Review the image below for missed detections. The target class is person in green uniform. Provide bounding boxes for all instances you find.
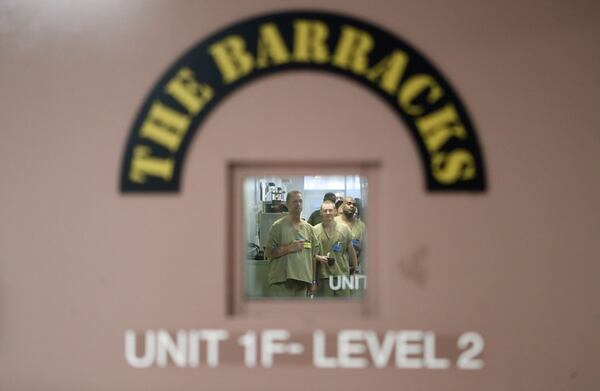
[335,196,366,273]
[264,190,321,298]
[307,192,337,226]
[313,200,358,297]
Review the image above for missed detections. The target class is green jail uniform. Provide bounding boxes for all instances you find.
[335,215,366,271]
[335,216,366,245]
[313,222,353,297]
[266,216,319,288]
[268,279,310,297]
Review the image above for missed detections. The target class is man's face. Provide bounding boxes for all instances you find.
[342,197,357,217]
[320,202,335,223]
[286,192,303,214]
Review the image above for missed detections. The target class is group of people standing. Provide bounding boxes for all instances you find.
[264,191,366,298]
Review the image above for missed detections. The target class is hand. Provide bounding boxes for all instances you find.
[308,283,317,294]
[288,240,305,253]
[315,255,329,264]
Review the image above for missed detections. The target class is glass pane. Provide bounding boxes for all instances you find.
[244,175,368,301]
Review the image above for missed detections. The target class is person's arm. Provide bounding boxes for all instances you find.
[308,255,317,294]
[308,228,322,294]
[312,234,329,265]
[347,241,358,274]
[351,237,362,255]
[352,224,366,256]
[265,240,304,260]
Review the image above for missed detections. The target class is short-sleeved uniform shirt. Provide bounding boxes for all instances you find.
[335,215,366,273]
[335,216,366,249]
[266,217,319,285]
[313,222,353,279]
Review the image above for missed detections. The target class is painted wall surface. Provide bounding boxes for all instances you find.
[1,0,599,389]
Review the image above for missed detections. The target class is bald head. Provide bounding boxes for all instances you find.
[341,196,357,218]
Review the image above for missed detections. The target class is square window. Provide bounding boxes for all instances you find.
[227,162,380,318]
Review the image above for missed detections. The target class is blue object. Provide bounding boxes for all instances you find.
[332,242,342,253]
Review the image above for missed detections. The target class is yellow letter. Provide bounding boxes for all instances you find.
[293,20,330,63]
[256,22,290,68]
[398,74,444,116]
[209,35,254,84]
[365,50,409,95]
[431,150,476,184]
[165,67,214,115]
[139,102,190,152]
[129,146,174,183]
[332,25,374,75]
[415,104,466,153]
